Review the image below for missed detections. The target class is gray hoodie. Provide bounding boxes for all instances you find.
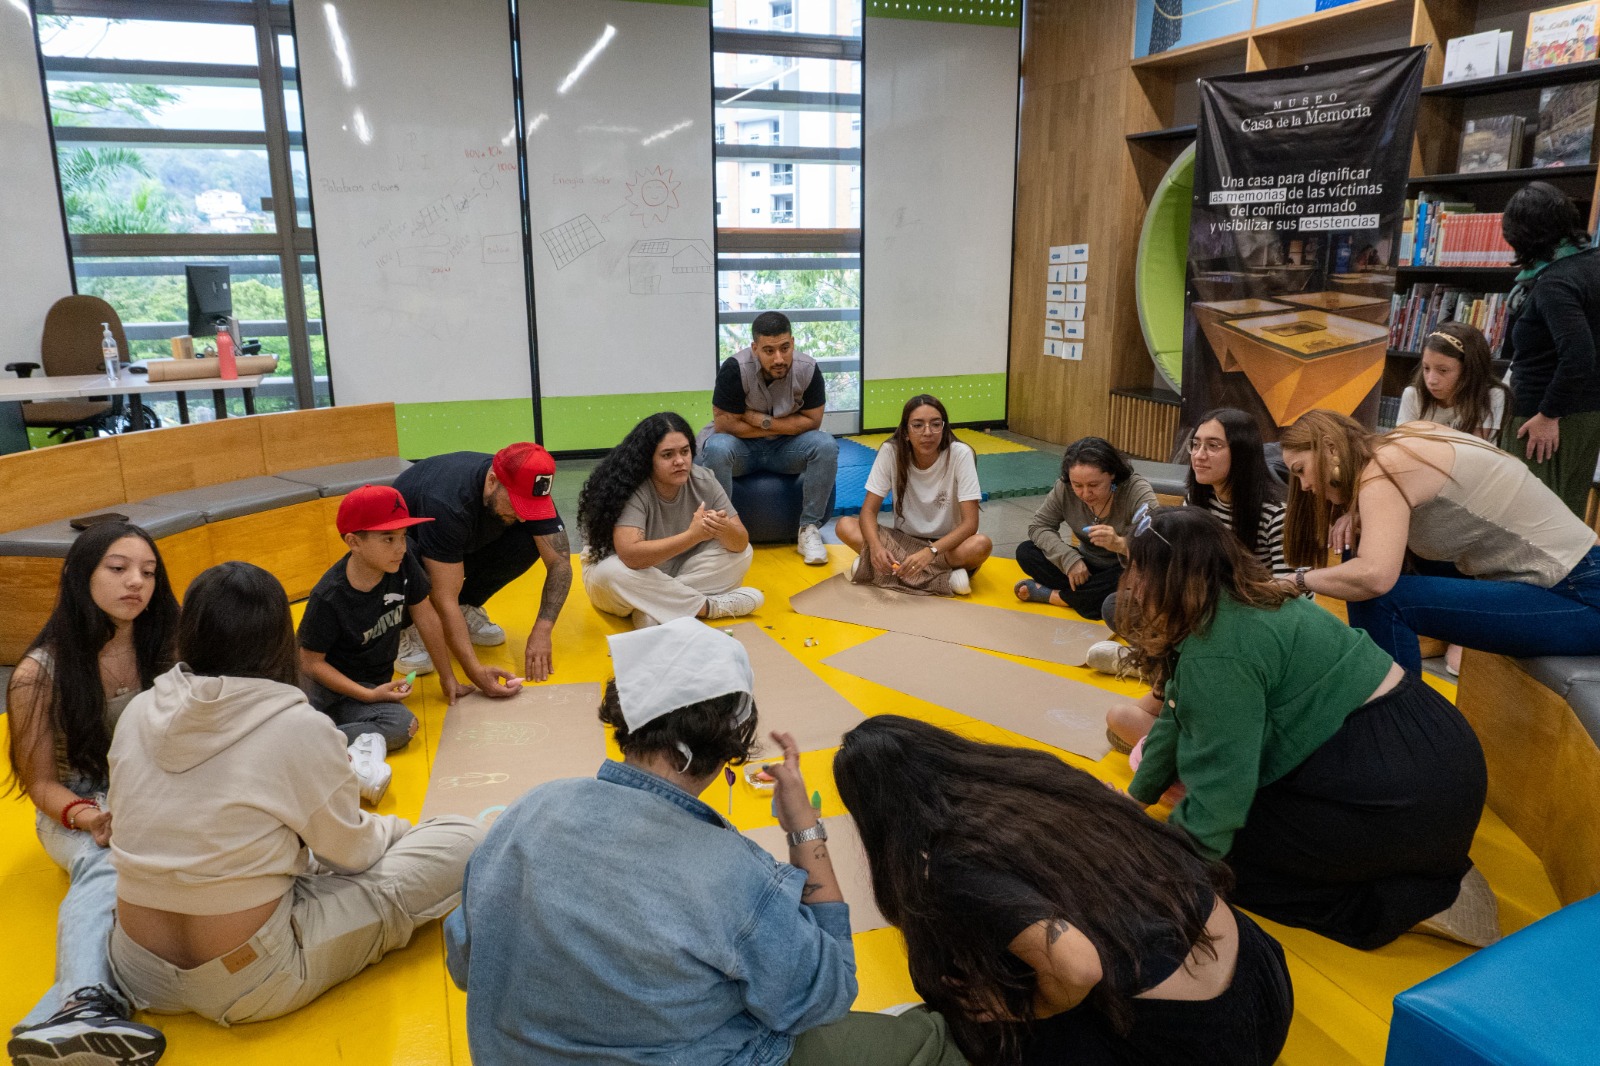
[109,664,407,915]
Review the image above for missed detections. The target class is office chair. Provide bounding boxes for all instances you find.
[4,295,130,441]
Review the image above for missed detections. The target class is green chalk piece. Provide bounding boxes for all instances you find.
[404,671,417,686]
[810,790,822,811]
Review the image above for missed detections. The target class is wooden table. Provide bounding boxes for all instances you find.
[0,369,267,453]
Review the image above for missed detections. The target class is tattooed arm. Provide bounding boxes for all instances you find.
[1007,917,1104,1017]
[525,530,573,682]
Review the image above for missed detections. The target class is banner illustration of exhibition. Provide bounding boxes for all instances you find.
[1181,47,1425,440]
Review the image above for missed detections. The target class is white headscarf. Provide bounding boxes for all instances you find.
[607,618,754,771]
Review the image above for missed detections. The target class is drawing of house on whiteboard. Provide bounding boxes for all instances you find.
[629,238,715,296]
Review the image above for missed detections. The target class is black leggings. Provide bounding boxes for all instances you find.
[1014,541,1122,621]
[1225,671,1487,950]
[1021,907,1292,1066]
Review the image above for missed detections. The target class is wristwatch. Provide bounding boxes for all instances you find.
[928,544,940,556]
[1293,566,1310,593]
[787,822,828,847]
[761,415,772,430]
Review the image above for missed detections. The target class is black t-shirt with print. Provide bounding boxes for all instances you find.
[298,550,432,688]
[393,451,565,564]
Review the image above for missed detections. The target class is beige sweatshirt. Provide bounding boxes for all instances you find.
[109,664,408,915]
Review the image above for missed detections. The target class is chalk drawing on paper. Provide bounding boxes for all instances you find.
[628,238,714,295]
[540,214,605,270]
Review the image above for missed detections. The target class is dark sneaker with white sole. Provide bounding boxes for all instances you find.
[7,986,165,1066]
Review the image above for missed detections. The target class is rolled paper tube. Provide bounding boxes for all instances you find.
[142,354,276,382]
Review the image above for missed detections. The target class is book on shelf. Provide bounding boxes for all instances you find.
[1400,194,1515,268]
[1533,82,1599,166]
[1457,115,1525,172]
[1388,284,1511,357]
[1524,1,1600,70]
[1444,29,1514,82]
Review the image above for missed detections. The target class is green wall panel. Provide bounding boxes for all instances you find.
[542,392,712,452]
[866,0,1019,27]
[395,399,538,458]
[863,373,1006,430]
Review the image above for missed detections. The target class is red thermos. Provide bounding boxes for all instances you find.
[217,330,238,380]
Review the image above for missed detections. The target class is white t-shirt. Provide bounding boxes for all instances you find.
[1397,385,1505,434]
[864,440,982,539]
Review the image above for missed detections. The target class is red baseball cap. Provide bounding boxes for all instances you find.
[337,484,435,537]
[492,442,557,522]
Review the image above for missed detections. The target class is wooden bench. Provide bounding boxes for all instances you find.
[0,404,405,664]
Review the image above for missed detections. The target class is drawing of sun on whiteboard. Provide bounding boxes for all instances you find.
[629,238,715,296]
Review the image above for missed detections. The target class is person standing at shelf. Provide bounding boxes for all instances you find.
[1500,180,1600,517]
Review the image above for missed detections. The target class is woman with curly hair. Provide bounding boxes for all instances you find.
[579,412,762,627]
[1120,506,1493,951]
[7,522,177,1065]
[834,715,1292,1066]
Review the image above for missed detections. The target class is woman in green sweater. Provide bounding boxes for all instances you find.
[1120,506,1494,951]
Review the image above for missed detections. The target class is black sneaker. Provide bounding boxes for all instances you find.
[7,986,165,1066]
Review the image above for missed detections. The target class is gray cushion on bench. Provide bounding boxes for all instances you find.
[275,457,413,497]
[1130,459,1188,498]
[1515,656,1600,746]
[0,503,206,558]
[142,476,319,522]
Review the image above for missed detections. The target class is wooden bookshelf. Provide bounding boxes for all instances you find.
[1407,164,1600,188]
[1125,124,1197,143]
[1420,56,1600,97]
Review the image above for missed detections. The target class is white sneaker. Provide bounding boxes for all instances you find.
[848,557,861,581]
[948,568,971,595]
[705,587,765,620]
[1086,639,1133,675]
[348,733,392,806]
[395,625,435,675]
[797,524,828,565]
[461,604,505,646]
[1413,866,1501,948]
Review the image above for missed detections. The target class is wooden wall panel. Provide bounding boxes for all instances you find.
[0,437,126,532]
[116,418,267,498]
[203,499,331,602]
[259,402,398,473]
[0,557,63,662]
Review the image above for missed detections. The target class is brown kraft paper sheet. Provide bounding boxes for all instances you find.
[791,574,1109,668]
[822,632,1118,761]
[744,815,887,933]
[420,684,606,825]
[721,622,865,753]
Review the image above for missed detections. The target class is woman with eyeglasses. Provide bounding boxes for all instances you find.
[1119,506,1495,950]
[835,394,991,595]
[1014,438,1155,620]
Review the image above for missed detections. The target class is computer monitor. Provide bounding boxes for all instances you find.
[185,266,232,337]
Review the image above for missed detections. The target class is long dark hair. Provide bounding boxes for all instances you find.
[1502,180,1591,266]
[179,562,298,686]
[889,394,955,517]
[7,522,178,789]
[1119,508,1296,693]
[1186,407,1282,558]
[1412,322,1507,434]
[577,412,697,560]
[1059,436,1134,486]
[835,716,1228,1063]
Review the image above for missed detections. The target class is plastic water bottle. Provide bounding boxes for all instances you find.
[101,323,119,382]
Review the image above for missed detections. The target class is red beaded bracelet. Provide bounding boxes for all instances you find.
[61,797,100,830]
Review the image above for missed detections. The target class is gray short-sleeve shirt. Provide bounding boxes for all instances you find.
[615,467,737,577]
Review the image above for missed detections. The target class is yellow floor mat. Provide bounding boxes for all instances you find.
[847,427,1032,455]
[0,547,1555,1064]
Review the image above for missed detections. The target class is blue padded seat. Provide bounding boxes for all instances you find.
[731,470,836,545]
[1512,656,1600,746]
[276,456,413,497]
[0,503,207,558]
[1386,892,1600,1066]
[141,476,319,523]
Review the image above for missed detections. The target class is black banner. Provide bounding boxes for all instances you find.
[1181,47,1425,443]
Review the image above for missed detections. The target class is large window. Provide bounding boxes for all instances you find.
[35,0,326,419]
[712,0,861,429]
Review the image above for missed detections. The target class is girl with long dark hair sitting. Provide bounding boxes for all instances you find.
[1121,506,1495,950]
[7,522,177,1066]
[833,715,1292,1066]
[579,411,762,626]
[1013,437,1154,619]
[835,394,991,595]
[105,562,481,1026]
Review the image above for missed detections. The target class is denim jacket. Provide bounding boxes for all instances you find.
[445,760,857,1066]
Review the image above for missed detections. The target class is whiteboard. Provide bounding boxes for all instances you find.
[0,4,73,365]
[519,0,717,400]
[863,19,1019,381]
[296,0,532,407]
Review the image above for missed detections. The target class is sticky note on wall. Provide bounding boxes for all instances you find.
[1063,320,1086,340]
[1045,302,1067,320]
[1048,245,1071,263]
[1048,266,1067,283]
[1064,303,1085,321]
[1067,263,1088,283]
[1046,284,1066,301]
[1064,342,1083,361]
[1066,283,1086,302]
[1045,319,1064,338]
[1066,245,1089,263]
[1044,339,1063,358]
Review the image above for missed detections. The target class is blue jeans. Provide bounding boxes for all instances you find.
[1346,545,1600,674]
[698,430,839,529]
[14,781,124,1032]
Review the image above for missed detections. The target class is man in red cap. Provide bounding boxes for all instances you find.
[391,443,572,692]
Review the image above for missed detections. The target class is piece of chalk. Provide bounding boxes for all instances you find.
[724,767,736,786]
[404,671,417,686]
[770,797,777,818]
[810,790,822,811]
